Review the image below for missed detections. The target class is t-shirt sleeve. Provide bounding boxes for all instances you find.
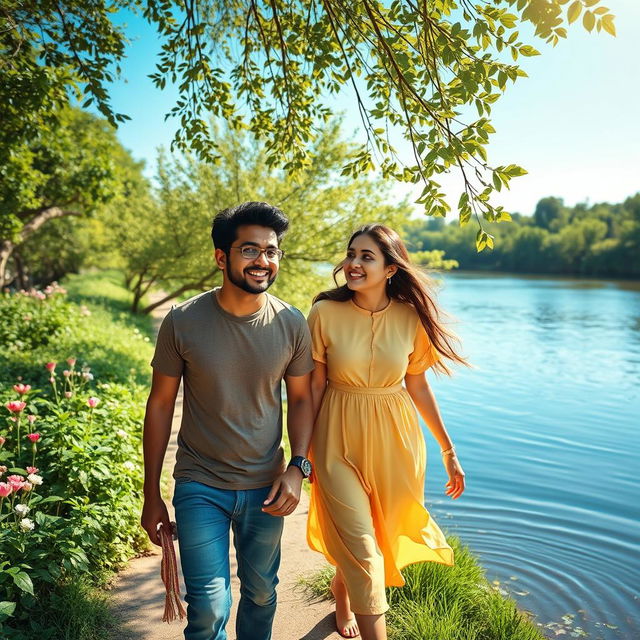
[284,312,315,377]
[406,318,439,375]
[306,303,326,364]
[150,309,184,377]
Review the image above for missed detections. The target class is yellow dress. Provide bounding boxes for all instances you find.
[306,298,454,615]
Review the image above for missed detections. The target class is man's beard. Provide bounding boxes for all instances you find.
[227,265,277,294]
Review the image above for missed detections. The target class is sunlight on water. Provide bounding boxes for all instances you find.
[421,273,640,640]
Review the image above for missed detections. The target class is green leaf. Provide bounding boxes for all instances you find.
[519,45,540,57]
[602,14,616,35]
[583,10,596,31]
[0,601,16,618]
[13,571,34,595]
[567,1,582,24]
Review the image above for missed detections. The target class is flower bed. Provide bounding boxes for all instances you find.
[0,361,146,638]
[0,283,150,639]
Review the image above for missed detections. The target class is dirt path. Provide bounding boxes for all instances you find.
[108,294,341,640]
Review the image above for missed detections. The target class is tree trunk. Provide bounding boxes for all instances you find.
[140,283,195,315]
[13,251,29,290]
[0,239,17,289]
[0,206,81,287]
[140,270,217,315]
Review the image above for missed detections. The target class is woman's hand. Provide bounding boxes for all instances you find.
[443,453,465,499]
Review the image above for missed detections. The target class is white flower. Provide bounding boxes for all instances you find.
[19,518,35,531]
[123,461,136,471]
[82,372,94,381]
[27,473,43,486]
[14,504,30,516]
[116,429,128,439]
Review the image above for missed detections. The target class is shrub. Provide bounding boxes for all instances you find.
[0,365,146,639]
[0,279,153,387]
[0,284,81,353]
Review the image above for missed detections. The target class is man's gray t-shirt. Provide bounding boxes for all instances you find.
[151,289,314,490]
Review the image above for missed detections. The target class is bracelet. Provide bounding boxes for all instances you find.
[441,446,456,457]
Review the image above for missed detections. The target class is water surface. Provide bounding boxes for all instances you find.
[422,273,640,639]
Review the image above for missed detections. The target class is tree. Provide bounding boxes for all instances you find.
[533,196,566,230]
[2,1,616,249]
[0,106,146,287]
[105,121,412,313]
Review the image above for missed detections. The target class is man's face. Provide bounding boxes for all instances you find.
[219,225,281,294]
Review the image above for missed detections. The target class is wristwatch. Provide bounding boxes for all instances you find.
[288,456,312,479]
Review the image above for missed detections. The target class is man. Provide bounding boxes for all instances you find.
[141,201,315,640]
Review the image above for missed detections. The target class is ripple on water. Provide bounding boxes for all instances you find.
[420,273,640,640]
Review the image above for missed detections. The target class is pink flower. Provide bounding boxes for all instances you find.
[45,362,56,372]
[21,482,33,492]
[26,433,41,443]
[0,483,12,498]
[27,415,37,424]
[13,384,31,395]
[63,370,71,377]
[5,401,26,413]
[87,397,100,408]
[64,391,73,399]
[26,466,38,474]
[7,475,24,490]
[0,436,5,447]
[67,357,76,366]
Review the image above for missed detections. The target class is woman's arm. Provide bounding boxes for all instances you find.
[405,371,466,499]
[310,359,328,421]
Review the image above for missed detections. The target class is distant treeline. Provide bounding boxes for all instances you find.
[405,194,640,278]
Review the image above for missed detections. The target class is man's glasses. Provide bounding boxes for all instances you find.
[231,246,284,261]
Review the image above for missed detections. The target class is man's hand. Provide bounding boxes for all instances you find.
[262,466,303,517]
[141,494,171,545]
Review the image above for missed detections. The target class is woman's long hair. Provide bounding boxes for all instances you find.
[314,224,467,375]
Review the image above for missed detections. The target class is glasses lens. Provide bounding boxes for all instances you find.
[241,247,260,259]
[265,249,281,260]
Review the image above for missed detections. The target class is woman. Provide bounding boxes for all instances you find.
[307,224,467,640]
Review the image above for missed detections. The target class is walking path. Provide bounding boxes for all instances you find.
[108,294,342,640]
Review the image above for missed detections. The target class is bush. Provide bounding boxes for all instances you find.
[0,367,146,639]
[0,284,80,353]
[0,276,153,387]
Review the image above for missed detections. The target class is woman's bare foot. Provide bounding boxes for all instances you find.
[330,572,359,638]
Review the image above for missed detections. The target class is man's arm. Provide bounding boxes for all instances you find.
[262,372,314,517]
[140,369,181,545]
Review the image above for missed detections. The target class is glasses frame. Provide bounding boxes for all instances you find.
[230,246,284,261]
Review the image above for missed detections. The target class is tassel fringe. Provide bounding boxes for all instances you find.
[159,521,187,623]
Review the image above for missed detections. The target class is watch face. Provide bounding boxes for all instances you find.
[301,458,312,477]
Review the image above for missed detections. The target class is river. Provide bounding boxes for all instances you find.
[422,272,640,639]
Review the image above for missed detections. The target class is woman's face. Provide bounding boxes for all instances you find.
[343,233,395,293]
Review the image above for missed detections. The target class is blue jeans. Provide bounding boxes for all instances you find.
[173,479,284,640]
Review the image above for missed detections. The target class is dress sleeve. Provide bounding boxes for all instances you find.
[150,309,184,377]
[307,303,327,364]
[406,318,439,375]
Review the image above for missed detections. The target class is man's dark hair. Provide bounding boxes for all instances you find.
[211,202,289,253]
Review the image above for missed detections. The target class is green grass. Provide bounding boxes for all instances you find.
[44,577,117,640]
[300,538,545,640]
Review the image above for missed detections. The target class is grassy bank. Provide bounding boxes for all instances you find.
[300,538,545,640]
[0,271,153,640]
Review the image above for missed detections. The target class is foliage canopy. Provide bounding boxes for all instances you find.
[1,0,616,250]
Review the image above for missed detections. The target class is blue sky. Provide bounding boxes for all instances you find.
[102,1,640,217]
